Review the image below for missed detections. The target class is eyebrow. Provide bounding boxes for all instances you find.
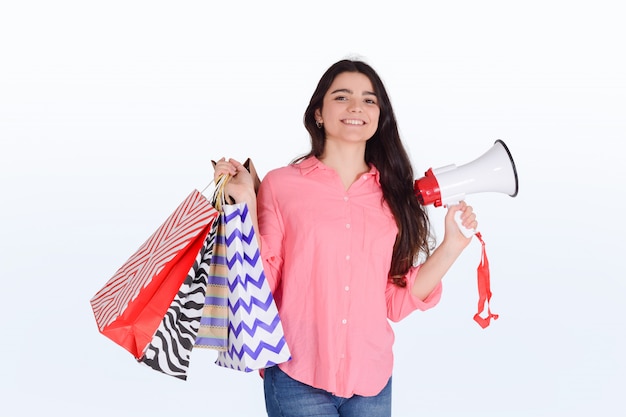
[330,88,377,97]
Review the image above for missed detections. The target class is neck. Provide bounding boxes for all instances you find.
[319,142,369,190]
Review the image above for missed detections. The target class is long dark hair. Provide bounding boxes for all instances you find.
[300,59,432,286]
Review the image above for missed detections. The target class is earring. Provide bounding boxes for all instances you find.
[315,120,323,129]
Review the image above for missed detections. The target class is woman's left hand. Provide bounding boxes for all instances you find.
[443,201,477,251]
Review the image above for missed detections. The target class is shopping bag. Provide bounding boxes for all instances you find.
[138,217,219,379]
[90,190,219,359]
[195,159,262,352]
[194,212,229,351]
[137,176,231,378]
[215,202,291,372]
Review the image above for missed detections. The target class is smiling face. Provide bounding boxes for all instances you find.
[314,71,380,147]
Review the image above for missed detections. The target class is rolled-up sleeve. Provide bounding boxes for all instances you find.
[385,265,442,322]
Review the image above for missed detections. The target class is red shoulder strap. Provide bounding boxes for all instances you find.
[473,232,499,328]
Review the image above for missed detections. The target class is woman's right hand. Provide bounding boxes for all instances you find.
[213,157,256,205]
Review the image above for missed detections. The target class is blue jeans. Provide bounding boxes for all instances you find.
[263,366,392,417]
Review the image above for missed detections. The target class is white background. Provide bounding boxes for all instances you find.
[1,1,624,416]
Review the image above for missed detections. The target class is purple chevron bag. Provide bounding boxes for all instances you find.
[215,202,291,372]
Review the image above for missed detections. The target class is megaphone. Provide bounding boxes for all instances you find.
[414,139,519,236]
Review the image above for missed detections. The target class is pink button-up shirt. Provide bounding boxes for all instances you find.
[257,157,442,398]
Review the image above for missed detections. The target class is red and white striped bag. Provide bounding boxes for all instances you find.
[90,190,219,358]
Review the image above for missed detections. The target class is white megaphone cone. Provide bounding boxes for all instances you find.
[414,139,519,237]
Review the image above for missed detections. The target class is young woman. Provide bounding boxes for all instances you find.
[213,59,477,417]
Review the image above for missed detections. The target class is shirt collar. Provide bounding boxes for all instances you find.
[296,156,381,186]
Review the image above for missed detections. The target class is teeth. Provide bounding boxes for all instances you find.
[343,119,364,125]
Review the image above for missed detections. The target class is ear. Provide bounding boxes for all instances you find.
[314,108,322,122]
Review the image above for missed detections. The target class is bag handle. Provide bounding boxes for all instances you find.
[201,174,230,212]
[243,158,261,194]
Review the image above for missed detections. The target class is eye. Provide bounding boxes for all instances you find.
[334,95,348,101]
[364,98,378,105]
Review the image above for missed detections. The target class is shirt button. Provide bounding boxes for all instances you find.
[345,223,351,229]
[345,255,350,261]
[342,319,348,324]
[344,286,350,291]
[343,196,349,202]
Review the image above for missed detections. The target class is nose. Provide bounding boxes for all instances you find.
[348,100,363,112]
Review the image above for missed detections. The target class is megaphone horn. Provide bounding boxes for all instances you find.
[414,139,519,208]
